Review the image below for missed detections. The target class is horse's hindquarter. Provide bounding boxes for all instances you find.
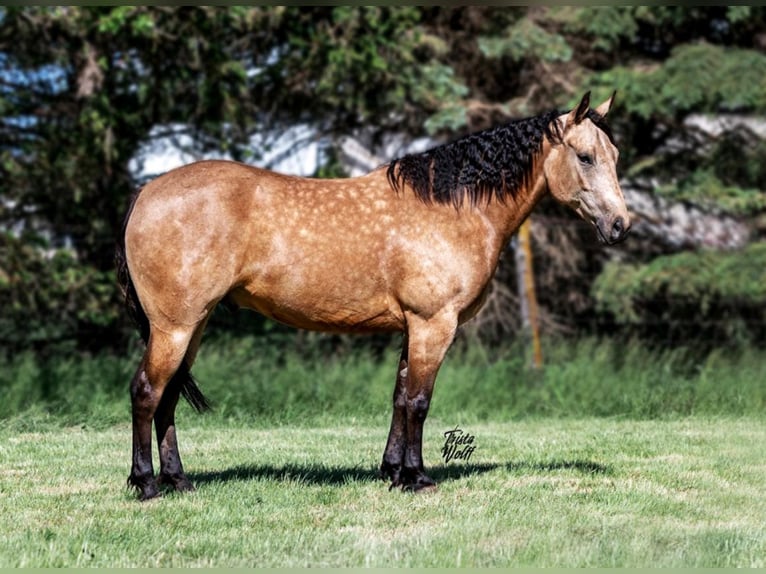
[125,161,262,331]
[126,161,501,334]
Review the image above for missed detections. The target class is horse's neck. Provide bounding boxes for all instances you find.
[482,155,549,247]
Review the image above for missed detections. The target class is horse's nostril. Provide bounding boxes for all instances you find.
[611,217,624,241]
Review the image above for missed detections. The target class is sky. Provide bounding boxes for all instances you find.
[129,123,322,182]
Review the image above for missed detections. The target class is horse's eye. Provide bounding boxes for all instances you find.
[577,153,593,166]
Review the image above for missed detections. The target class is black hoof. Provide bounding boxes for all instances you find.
[158,472,196,493]
[380,460,402,488]
[127,474,161,501]
[381,463,436,492]
[400,469,437,493]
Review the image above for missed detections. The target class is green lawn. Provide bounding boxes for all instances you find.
[1,416,763,567]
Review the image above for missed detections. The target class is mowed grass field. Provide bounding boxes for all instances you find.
[1,336,765,567]
[1,416,764,567]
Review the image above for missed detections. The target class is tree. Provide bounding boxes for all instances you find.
[2,6,766,353]
[0,6,464,352]
[439,7,766,345]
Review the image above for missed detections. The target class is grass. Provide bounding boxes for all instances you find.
[0,417,764,567]
[1,336,765,566]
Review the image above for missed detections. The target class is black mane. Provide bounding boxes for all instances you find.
[387,108,605,206]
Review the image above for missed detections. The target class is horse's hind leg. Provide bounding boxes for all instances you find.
[153,365,194,493]
[129,326,194,500]
[154,317,209,493]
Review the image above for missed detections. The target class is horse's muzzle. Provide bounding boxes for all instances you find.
[596,216,631,245]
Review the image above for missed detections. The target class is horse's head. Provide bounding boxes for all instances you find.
[544,91,630,245]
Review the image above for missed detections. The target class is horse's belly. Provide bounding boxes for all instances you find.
[227,285,404,334]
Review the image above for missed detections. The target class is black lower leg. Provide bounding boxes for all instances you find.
[128,366,160,500]
[155,371,194,492]
[399,392,435,491]
[381,354,408,486]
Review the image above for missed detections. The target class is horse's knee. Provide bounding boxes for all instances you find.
[130,367,157,416]
[134,328,194,408]
[407,393,430,422]
[393,385,407,409]
[130,360,179,420]
[130,365,150,397]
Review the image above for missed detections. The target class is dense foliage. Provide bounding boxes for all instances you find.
[2,337,764,428]
[593,242,766,349]
[1,6,765,355]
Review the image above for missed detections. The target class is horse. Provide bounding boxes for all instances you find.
[116,91,630,500]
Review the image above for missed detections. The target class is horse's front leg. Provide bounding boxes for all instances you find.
[380,338,408,487]
[384,312,457,492]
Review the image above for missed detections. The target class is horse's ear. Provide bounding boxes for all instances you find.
[569,91,591,125]
[594,90,616,117]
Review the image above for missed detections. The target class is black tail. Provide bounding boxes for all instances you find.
[115,190,211,413]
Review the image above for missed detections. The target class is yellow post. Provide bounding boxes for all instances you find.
[515,218,543,369]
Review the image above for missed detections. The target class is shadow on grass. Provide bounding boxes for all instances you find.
[188,458,610,488]
[507,459,612,475]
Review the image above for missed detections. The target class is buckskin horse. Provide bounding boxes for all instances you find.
[116,91,630,500]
